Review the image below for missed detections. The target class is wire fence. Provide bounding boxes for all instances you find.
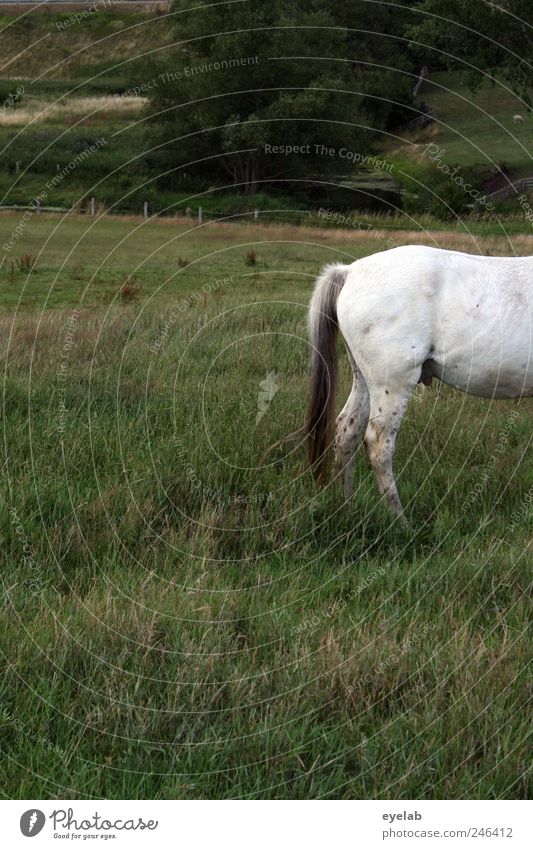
[0,200,421,233]
[0,194,394,223]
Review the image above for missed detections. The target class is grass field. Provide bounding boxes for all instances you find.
[0,213,531,799]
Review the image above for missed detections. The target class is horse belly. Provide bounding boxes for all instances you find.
[429,273,533,398]
[431,340,533,398]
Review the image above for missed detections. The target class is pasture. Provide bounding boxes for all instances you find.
[0,213,531,798]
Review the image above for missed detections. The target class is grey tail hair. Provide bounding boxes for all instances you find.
[306,262,349,483]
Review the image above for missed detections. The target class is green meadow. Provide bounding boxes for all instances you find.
[0,213,530,798]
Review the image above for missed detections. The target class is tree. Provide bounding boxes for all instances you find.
[140,0,415,194]
[407,1,533,99]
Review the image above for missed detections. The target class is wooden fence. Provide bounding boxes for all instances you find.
[394,107,438,134]
[485,177,533,201]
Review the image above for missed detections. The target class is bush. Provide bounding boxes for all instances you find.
[0,81,24,110]
[428,177,472,220]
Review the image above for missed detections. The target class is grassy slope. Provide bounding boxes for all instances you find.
[0,9,174,210]
[0,9,166,80]
[422,73,531,170]
[387,72,533,173]
[0,214,531,798]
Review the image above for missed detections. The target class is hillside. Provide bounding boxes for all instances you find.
[385,72,532,173]
[1,11,532,220]
[0,5,170,80]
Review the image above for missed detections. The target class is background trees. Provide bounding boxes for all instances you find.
[142,0,415,194]
[407,0,533,99]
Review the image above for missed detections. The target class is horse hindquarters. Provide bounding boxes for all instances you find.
[337,282,429,518]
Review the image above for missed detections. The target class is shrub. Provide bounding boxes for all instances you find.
[119,275,141,302]
[16,255,36,273]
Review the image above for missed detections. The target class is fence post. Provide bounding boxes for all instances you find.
[144,201,148,219]
[198,206,203,223]
[90,197,95,217]
[254,208,259,221]
[16,161,21,174]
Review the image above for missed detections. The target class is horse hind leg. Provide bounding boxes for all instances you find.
[364,376,417,519]
[335,358,370,498]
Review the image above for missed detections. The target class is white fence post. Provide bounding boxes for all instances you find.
[198,206,203,223]
[144,201,148,219]
[254,208,259,221]
[90,197,95,217]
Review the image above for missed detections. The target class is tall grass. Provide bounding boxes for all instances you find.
[0,215,531,799]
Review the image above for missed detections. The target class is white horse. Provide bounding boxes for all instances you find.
[306,245,532,518]
[513,114,524,124]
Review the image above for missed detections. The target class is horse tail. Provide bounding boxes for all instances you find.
[306,262,350,483]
